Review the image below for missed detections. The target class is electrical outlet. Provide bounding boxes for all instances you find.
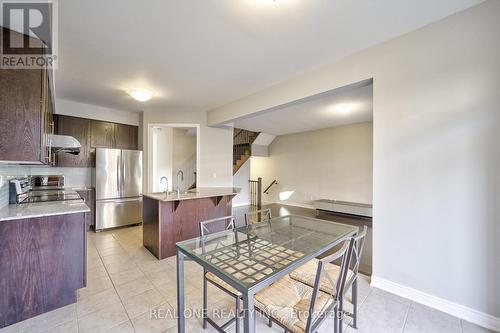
[0,176,4,188]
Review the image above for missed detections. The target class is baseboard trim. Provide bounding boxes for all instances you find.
[268,200,315,210]
[371,276,500,332]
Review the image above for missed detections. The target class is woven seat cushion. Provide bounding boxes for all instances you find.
[255,275,333,333]
[205,271,241,296]
[290,258,350,295]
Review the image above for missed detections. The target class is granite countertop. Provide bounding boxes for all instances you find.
[143,187,240,202]
[0,200,90,222]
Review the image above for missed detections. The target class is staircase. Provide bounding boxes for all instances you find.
[233,128,259,174]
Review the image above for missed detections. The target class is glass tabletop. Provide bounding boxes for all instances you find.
[176,214,358,290]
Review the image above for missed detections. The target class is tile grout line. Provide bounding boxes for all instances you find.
[400,301,412,333]
[92,234,136,333]
[107,229,175,332]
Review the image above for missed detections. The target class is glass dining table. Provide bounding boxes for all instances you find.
[175,214,359,333]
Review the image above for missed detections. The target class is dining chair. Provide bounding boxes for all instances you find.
[254,237,354,333]
[289,226,368,331]
[244,208,272,225]
[199,216,242,333]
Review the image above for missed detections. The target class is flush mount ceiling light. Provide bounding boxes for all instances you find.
[129,89,152,102]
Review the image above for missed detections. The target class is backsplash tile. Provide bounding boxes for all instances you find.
[0,166,92,209]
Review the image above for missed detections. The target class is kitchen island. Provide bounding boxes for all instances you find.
[142,188,238,259]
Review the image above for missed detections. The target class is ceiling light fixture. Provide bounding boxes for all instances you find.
[129,89,152,102]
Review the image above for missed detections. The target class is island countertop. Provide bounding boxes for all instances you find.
[0,200,90,222]
[143,187,240,202]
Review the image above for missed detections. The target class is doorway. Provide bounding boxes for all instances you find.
[148,124,200,193]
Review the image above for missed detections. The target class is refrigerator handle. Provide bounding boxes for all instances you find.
[121,153,125,195]
[117,155,121,195]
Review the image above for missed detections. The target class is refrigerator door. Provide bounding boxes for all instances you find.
[95,197,143,231]
[96,148,122,200]
[121,149,143,198]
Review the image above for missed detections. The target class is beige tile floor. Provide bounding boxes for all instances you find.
[0,225,494,333]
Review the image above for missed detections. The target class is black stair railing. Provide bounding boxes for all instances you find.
[263,180,278,194]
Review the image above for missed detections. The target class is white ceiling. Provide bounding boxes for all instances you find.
[234,82,373,136]
[55,0,483,112]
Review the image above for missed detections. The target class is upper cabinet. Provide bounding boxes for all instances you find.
[55,116,92,167]
[0,28,54,164]
[114,123,138,150]
[54,115,138,167]
[90,120,115,148]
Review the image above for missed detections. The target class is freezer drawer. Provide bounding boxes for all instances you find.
[95,197,143,231]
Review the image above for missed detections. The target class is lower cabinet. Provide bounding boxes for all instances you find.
[76,189,95,229]
[0,213,87,328]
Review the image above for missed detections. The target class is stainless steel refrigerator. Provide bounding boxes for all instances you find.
[95,148,143,231]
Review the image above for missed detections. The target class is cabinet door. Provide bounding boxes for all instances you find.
[76,190,94,229]
[114,124,138,150]
[90,120,115,148]
[0,68,42,163]
[56,116,91,167]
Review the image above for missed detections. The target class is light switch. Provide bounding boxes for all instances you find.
[212,172,217,179]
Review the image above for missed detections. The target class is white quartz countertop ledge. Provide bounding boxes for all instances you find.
[143,187,240,202]
[0,200,90,222]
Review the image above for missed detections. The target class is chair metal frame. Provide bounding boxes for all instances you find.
[254,238,354,333]
[339,225,367,331]
[255,226,367,333]
[199,216,243,333]
[244,208,272,226]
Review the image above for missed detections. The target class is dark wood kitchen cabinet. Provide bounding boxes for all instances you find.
[76,189,95,229]
[90,120,116,148]
[0,28,54,164]
[114,123,138,150]
[55,116,92,167]
[54,115,138,167]
[0,213,86,328]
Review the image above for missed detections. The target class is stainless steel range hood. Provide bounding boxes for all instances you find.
[49,134,81,155]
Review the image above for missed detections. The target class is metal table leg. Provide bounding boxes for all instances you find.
[352,277,358,328]
[177,250,186,333]
[243,292,255,333]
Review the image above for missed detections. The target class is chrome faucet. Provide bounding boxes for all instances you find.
[176,170,184,196]
[160,176,169,194]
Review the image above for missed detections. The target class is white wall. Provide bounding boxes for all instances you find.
[56,98,140,126]
[143,110,232,192]
[152,127,173,192]
[251,122,373,208]
[232,159,251,207]
[172,129,197,190]
[207,1,500,327]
